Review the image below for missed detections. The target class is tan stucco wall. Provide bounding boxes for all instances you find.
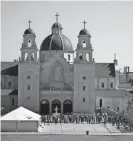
[1,76,18,89]
[96,77,115,90]
[96,96,127,113]
[1,95,18,115]
[40,53,73,87]
[18,62,40,113]
[74,63,95,115]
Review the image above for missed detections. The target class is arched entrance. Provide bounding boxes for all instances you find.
[63,100,72,114]
[40,99,49,115]
[52,99,61,113]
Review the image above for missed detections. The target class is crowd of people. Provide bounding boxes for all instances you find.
[40,113,133,131]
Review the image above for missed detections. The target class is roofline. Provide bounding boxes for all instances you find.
[1,62,16,63]
[95,62,114,64]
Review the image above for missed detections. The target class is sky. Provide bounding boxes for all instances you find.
[1,1,133,71]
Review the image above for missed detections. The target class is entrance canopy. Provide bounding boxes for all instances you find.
[1,107,41,132]
[1,106,41,121]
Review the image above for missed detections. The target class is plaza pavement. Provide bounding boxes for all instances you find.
[1,123,133,141]
[38,123,133,135]
[1,133,133,141]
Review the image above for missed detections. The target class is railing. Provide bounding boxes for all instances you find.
[40,89,73,95]
[40,87,72,91]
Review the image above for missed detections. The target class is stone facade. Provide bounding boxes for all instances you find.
[1,17,132,115]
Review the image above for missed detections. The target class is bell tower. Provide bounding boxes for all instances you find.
[76,20,93,63]
[18,21,40,113]
[21,20,38,62]
[74,21,96,115]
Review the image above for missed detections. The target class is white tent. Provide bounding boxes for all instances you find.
[1,107,41,132]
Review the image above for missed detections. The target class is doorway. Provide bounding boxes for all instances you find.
[40,99,49,115]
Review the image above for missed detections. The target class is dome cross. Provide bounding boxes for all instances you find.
[28,20,32,29]
[55,13,59,22]
[83,20,87,29]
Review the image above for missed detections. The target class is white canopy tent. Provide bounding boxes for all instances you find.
[1,107,41,132]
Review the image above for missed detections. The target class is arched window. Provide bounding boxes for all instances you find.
[82,40,86,47]
[101,82,104,88]
[12,98,14,106]
[86,53,89,62]
[40,99,49,114]
[83,98,85,103]
[42,99,49,104]
[52,99,61,113]
[27,85,30,91]
[110,82,113,88]
[100,99,102,107]
[68,54,70,61]
[63,100,72,114]
[8,81,11,88]
[25,52,28,61]
[31,53,34,61]
[28,39,32,47]
[79,53,83,60]
[83,86,86,91]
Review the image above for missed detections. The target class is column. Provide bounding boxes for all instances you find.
[49,101,52,114]
[89,53,92,62]
[61,101,63,114]
[21,51,24,61]
[34,52,37,61]
[83,52,86,60]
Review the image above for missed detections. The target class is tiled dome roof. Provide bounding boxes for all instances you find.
[79,29,90,36]
[52,22,62,29]
[40,34,73,52]
[24,28,35,35]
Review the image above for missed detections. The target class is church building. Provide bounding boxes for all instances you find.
[1,14,132,116]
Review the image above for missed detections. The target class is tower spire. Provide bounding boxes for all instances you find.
[114,53,118,66]
[55,13,59,22]
[83,20,87,29]
[114,53,116,60]
[28,20,32,29]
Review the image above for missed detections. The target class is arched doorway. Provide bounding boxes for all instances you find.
[40,100,49,115]
[52,99,61,113]
[63,100,72,114]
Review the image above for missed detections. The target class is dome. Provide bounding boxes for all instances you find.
[24,28,35,35]
[40,34,73,51]
[79,29,90,36]
[52,22,62,29]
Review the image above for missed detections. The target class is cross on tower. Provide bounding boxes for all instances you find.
[114,53,116,60]
[28,20,32,29]
[83,20,87,29]
[55,13,59,22]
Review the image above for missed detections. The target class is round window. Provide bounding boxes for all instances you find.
[27,76,30,79]
[83,76,86,80]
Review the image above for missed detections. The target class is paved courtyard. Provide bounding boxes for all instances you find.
[2,123,133,141]
[1,134,133,141]
[38,123,121,135]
